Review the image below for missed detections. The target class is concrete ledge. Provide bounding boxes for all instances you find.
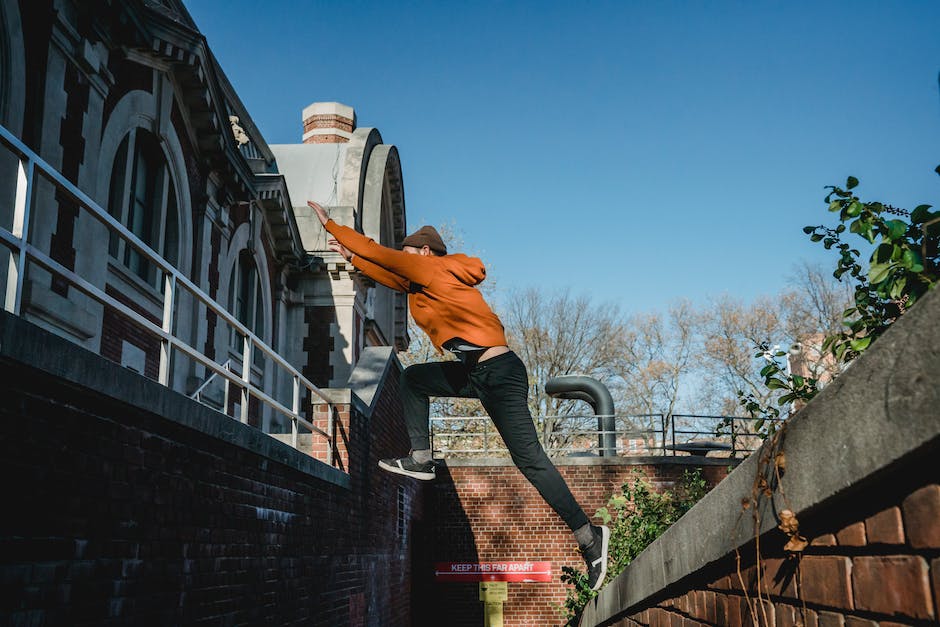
[0,310,350,490]
[583,285,940,626]
[347,345,401,417]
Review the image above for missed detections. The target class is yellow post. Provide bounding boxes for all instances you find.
[479,582,507,627]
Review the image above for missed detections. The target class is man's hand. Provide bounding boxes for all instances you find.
[307,200,330,226]
[328,238,352,261]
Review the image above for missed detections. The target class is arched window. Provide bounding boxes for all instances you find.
[107,129,179,286]
[228,249,265,366]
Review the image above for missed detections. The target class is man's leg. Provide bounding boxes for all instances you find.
[399,360,474,452]
[470,351,609,591]
[469,352,589,531]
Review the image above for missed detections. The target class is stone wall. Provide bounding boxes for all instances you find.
[577,283,940,627]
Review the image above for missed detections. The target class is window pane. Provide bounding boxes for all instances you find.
[111,130,179,287]
[107,136,129,258]
[237,254,251,325]
[164,179,179,267]
[253,276,264,338]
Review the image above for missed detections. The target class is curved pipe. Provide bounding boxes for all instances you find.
[545,375,616,457]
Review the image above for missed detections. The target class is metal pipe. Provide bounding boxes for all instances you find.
[544,375,616,457]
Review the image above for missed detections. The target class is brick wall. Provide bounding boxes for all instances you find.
[99,285,161,380]
[424,461,733,627]
[609,449,939,627]
[0,316,423,626]
[302,114,355,135]
[304,305,337,387]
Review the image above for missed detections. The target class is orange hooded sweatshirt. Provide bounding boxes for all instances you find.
[324,220,507,352]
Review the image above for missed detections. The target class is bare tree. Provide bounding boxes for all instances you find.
[695,262,853,425]
[781,261,853,339]
[698,295,784,413]
[779,261,853,385]
[611,300,700,444]
[501,287,623,454]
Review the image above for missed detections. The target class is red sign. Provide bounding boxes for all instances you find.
[434,561,553,582]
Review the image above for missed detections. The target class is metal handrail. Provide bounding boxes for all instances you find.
[0,123,336,464]
[190,359,232,400]
[430,413,774,458]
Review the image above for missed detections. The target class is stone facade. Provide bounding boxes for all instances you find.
[0,0,409,431]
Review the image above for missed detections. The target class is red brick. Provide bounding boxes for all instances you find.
[649,607,669,626]
[800,556,854,609]
[725,595,745,627]
[901,484,940,548]
[803,608,819,627]
[864,506,905,544]
[852,556,934,620]
[817,612,845,627]
[730,565,757,593]
[751,599,775,627]
[716,595,747,627]
[835,522,866,546]
[761,557,799,598]
[775,603,799,627]
[934,558,940,623]
[810,533,837,546]
[677,593,691,613]
[701,590,717,624]
[843,618,877,627]
[715,593,731,626]
[687,590,703,619]
[709,575,732,590]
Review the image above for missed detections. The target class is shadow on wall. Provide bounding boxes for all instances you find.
[414,464,481,627]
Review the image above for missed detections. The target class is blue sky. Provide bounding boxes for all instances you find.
[187,0,940,315]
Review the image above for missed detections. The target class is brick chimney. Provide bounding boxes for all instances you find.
[302,102,356,144]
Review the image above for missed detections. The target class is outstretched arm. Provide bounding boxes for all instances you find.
[351,255,410,292]
[309,201,437,286]
[327,236,409,291]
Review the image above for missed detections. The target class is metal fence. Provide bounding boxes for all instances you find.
[430,412,781,459]
[0,123,337,464]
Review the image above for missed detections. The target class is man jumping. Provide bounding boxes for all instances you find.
[308,201,609,591]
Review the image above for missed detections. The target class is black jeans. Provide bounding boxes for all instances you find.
[400,351,590,531]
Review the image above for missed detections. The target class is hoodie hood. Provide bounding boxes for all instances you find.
[441,253,486,286]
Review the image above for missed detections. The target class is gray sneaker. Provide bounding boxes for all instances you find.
[378,454,436,481]
[580,524,610,591]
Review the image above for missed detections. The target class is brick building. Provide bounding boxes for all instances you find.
[0,0,407,431]
[0,0,424,623]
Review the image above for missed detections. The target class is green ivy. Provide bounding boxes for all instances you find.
[804,174,939,363]
[557,469,707,625]
[734,341,819,438]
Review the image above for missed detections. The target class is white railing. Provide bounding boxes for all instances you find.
[0,123,336,465]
